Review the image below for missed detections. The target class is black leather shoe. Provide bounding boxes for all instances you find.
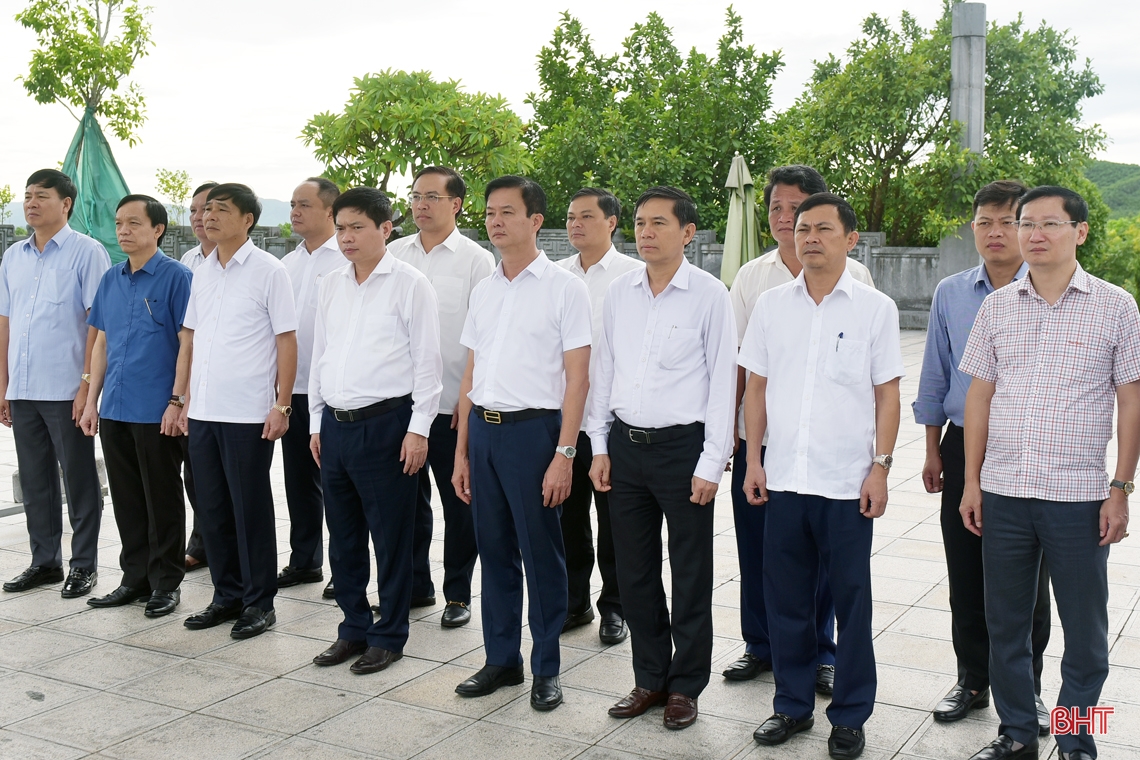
[441,601,471,628]
[314,639,368,666]
[967,735,1038,760]
[722,652,770,681]
[184,602,243,630]
[754,713,815,745]
[349,646,402,674]
[1066,751,1093,760]
[829,726,866,759]
[277,565,323,587]
[322,579,335,599]
[599,612,628,645]
[455,664,525,697]
[230,606,275,639]
[531,675,563,711]
[1035,695,1049,736]
[933,684,991,722]
[562,607,595,633]
[87,585,150,608]
[4,565,64,592]
[410,595,436,608]
[816,663,835,695]
[60,568,97,598]
[144,589,180,617]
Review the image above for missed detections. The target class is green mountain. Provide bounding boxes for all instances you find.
[1086,160,1140,218]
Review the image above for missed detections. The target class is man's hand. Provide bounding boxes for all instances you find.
[400,432,429,475]
[691,476,718,505]
[1100,490,1130,546]
[177,404,190,435]
[310,433,321,468]
[0,397,12,428]
[72,384,87,426]
[262,407,289,441]
[960,482,984,536]
[79,404,99,437]
[859,465,889,518]
[452,452,472,504]
[922,452,944,494]
[451,411,458,430]
[743,462,768,505]
[542,455,573,507]
[160,404,183,437]
[589,454,611,492]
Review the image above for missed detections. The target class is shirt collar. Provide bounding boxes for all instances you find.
[215,238,256,268]
[409,226,464,255]
[494,250,551,282]
[1017,262,1091,297]
[23,223,74,255]
[576,245,620,273]
[354,251,396,282]
[122,250,164,276]
[634,257,691,294]
[791,266,855,299]
[974,261,1029,291]
[296,234,340,257]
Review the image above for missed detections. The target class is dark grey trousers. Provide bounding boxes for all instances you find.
[11,399,103,571]
[982,492,1109,757]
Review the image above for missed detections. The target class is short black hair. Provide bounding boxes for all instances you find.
[794,192,858,234]
[116,194,169,247]
[1016,185,1088,223]
[571,187,621,221]
[485,175,546,218]
[206,183,261,232]
[972,180,1027,215]
[414,166,467,203]
[332,187,393,228]
[26,169,77,219]
[763,165,829,208]
[634,186,699,228]
[304,177,341,208]
[192,181,219,198]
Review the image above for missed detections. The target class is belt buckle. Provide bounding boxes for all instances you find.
[628,427,649,444]
[334,409,352,423]
[483,410,502,424]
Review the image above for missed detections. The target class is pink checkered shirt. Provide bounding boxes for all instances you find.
[959,265,1140,502]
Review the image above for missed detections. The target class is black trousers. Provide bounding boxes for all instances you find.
[282,393,324,570]
[11,399,102,571]
[100,419,186,591]
[188,420,278,610]
[940,423,1051,692]
[411,413,478,603]
[180,435,205,562]
[560,430,622,617]
[608,421,713,698]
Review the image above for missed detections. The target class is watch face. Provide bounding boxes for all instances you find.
[1127,482,1136,495]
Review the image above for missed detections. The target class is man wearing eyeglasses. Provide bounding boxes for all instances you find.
[913,181,1052,734]
[959,185,1140,760]
[389,167,495,628]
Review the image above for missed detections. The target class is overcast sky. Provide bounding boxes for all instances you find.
[0,0,1136,207]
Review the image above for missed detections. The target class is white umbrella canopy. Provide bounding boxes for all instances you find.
[720,152,761,288]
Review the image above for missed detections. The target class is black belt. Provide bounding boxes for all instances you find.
[473,406,558,425]
[614,417,703,444]
[329,395,411,423]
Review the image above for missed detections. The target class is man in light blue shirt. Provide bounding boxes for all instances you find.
[0,169,111,598]
[912,180,1051,735]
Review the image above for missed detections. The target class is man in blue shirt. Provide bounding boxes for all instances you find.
[0,169,110,599]
[80,195,193,618]
[912,180,1051,734]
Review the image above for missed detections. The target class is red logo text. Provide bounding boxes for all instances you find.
[1050,706,1114,735]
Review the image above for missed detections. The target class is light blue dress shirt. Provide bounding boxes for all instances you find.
[912,261,1029,428]
[0,225,111,400]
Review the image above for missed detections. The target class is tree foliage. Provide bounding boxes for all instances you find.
[15,0,153,146]
[155,168,191,226]
[526,7,782,235]
[1086,214,1140,299]
[0,185,13,226]
[301,70,531,227]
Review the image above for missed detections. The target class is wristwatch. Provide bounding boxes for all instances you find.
[872,454,894,471]
[555,445,577,459]
[1111,479,1135,495]
[273,404,293,417]
[81,373,91,384]
[169,395,185,408]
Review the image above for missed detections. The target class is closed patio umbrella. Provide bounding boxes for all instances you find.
[720,152,760,288]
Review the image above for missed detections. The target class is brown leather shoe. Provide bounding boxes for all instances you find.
[349,646,402,674]
[608,686,669,718]
[663,693,698,730]
[313,638,367,666]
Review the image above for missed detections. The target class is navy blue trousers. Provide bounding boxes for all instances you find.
[731,441,836,664]
[764,491,876,728]
[321,402,417,651]
[282,394,324,571]
[188,420,277,611]
[468,411,567,677]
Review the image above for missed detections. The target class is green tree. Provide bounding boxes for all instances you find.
[155,168,191,225]
[527,7,782,236]
[301,70,530,227]
[1086,214,1140,298]
[0,185,13,225]
[15,0,154,146]
[774,3,1106,254]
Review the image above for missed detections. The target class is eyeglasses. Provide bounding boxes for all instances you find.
[1017,220,1079,233]
[974,221,1019,230]
[408,193,457,204]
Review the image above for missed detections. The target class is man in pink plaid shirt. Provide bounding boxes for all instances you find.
[959,186,1140,760]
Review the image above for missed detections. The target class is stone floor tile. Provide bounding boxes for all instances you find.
[914,584,951,612]
[872,577,937,606]
[561,652,637,697]
[1099,661,1140,705]
[101,713,284,760]
[573,747,656,760]
[1111,636,1140,668]
[110,658,271,711]
[264,597,330,626]
[484,685,625,744]
[199,631,323,675]
[0,671,93,727]
[901,521,945,544]
[0,589,88,625]
[200,678,366,734]
[248,736,378,760]
[413,721,585,760]
[599,711,754,760]
[385,662,530,719]
[874,664,955,712]
[711,579,741,608]
[299,697,470,758]
[30,642,179,690]
[869,555,947,584]
[0,729,87,760]
[902,714,1055,759]
[693,675,775,724]
[115,616,234,657]
[43,604,175,642]
[861,703,928,751]
[711,604,742,641]
[8,692,185,752]
[877,538,947,563]
[872,632,958,676]
[274,605,345,641]
[286,655,440,697]
[0,627,98,669]
[887,606,954,641]
[872,601,910,631]
[400,619,485,663]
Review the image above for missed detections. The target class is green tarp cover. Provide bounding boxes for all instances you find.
[62,106,129,263]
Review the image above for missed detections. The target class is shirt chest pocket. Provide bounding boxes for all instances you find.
[432,276,464,315]
[137,297,165,332]
[658,327,702,370]
[43,269,78,305]
[824,338,868,385]
[362,314,399,353]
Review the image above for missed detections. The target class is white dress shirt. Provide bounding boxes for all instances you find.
[180,244,211,272]
[184,240,298,423]
[308,255,443,437]
[730,248,875,441]
[738,269,905,499]
[461,252,592,412]
[282,234,349,393]
[558,245,646,432]
[388,227,495,415]
[587,258,738,484]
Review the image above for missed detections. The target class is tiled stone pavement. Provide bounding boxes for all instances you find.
[0,329,1138,759]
